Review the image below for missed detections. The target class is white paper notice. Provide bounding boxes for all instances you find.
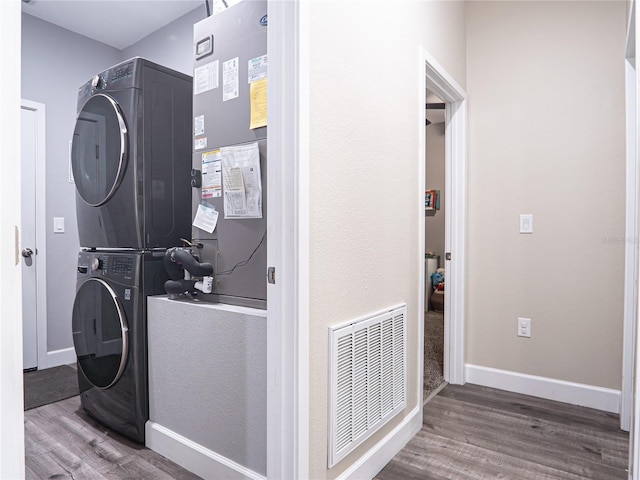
[226,167,247,214]
[193,204,219,233]
[194,60,219,95]
[201,150,222,199]
[248,54,267,83]
[194,137,207,150]
[221,142,262,219]
[194,115,205,136]
[223,57,239,102]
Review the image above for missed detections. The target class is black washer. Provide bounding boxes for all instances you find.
[72,250,166,443]
[72,278,128,389]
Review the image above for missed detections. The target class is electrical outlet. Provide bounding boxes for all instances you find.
[518,317,531,338]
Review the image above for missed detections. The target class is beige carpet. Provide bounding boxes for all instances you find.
[424,311,444,400]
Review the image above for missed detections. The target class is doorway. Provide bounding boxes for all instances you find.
[20,99,47,372]
[423,91,446,400]
[419,50,467,410]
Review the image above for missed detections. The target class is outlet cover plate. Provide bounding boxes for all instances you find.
[518,317,531,337]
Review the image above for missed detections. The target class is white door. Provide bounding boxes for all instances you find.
[21,105,38,370]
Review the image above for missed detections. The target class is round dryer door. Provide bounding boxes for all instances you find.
[72,278,128,389]
[71,93,128,207]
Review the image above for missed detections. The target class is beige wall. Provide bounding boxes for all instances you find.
[426,122,446,261]
[466,1,627,389]
[306,2,466,478]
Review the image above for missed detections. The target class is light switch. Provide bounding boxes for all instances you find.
[53,217,65,233]
[520,214,533,234]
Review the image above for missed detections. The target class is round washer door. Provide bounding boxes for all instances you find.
[71,93,128,207]
[72,278,129,389]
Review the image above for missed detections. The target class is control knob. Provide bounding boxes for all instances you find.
[91,75,103,89]
[90,257,102,272]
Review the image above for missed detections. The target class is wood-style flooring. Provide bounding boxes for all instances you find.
[25,384,629,479]
[376,384,629,480]
[24,395,200,479]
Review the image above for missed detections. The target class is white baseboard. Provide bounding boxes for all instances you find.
[145,421,266,480]
[465,364,621,414]
[46,347,76,368]
[335,405,422,480]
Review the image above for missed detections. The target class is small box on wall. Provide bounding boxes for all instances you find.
[425,190,440,211]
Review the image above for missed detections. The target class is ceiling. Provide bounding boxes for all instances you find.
[21,0,210,50]
[23,0,448,125]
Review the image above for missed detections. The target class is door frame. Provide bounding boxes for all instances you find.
[623,7,637,433]
[625,0,640,475]
[21,98,48,371]
[0,1,25,476]
[266,1,310,478]
[419,49,467,389]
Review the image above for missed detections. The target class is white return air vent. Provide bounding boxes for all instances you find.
[328,305,407,468]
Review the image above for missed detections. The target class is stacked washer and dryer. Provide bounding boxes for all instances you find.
[70,58,192,443]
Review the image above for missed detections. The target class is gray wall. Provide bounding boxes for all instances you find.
[22,6,199,355]
[22,13,121,352]
[122,7,205,75]
[147,297,267,475]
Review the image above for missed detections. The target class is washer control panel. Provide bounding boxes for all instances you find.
[111,256,134,275]
[77,251,138,284]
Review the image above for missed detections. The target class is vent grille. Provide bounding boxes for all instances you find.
[328,305,407,467]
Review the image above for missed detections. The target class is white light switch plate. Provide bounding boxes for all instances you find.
[53,217,65,233]
[520,214,533,234]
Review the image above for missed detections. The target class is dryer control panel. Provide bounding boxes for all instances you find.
[76,59,141,111]
[110,62,134,83]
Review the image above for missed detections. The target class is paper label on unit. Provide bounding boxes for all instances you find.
[250,78,268,129]
[194,137,207,150]
[124,289,131,301]
[222,57,239,102]
[193,203,219,233]
[248,54,267,83]
[194,60,219,95]
[221,142,262,219]
[194,115,205,136]
[201,150,222,199]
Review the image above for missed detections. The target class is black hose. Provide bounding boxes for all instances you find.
[164,247,213,278]
[164,279,197,295]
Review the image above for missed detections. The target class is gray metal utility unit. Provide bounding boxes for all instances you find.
[191,0,268,309]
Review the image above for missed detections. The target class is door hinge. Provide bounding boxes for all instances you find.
[445,252,451,261]
[267,266,276,284]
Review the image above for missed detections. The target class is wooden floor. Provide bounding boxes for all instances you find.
[25,384,630,479]
[376,384,629,480]
[24,395,200,479]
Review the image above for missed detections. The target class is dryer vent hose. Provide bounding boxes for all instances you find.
[164,247,213,279]
[163,247,214,297]
[164,279,197,295]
